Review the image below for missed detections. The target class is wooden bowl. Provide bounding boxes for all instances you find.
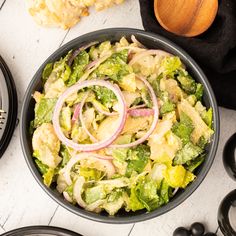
[154,0,218,37]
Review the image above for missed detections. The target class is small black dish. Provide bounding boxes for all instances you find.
[20,28,220,224]
[0,55,18,158]
[218,133,236,235]
[1,225,82,236]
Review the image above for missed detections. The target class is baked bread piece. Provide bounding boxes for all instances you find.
[26,0,124,29]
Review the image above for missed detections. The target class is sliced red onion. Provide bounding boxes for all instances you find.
[72,103,81,123]
[85,59,98,70]
[68,41,99,66]
[62,153,116,185]
[53,80,127,152]
[131,35,146,48]
[128,108,154,117]
[129,49,171,66]
[79,92,98,143]
[79,53,112,82]
[63,191,73,203]
[110,76,159,148]
[128,104,146,110]
[73,177,87,208]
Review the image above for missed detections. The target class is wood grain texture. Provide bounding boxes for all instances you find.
[154,0,218,37]
[50,206,133,236]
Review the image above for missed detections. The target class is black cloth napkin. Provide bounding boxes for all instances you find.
[139,0,236,110]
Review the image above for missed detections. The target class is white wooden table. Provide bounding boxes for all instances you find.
[0,1,235,235]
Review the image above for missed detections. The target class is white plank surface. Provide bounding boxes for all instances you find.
[0,0,235,235]
[50,206,133,236]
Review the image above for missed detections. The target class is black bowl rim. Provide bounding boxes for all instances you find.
[20,28,220,224]
[1,225,81,236]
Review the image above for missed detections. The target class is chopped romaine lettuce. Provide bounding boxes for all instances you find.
[93,86,117,108]
[126,145,150,177]
[60,106,72,132]
[172,112,194,145]
[79,167,104,181]
[59,145,71,167]
[85,185,106,204]
[178,99,214,144]
[174,142,203,165]
[102,190,124,216]
[43,168,54,187]
[34,98,57,128]
[161,56,182,78]
[158,179,171,205]
[185,154,205,172]
[42,63,53,82]
[35,159,48,175]
[67,51,89,86]
[97,49,131,82]
[160,100,176,115]
[195,83,204,101]
[177,74,196,94]
[135,176,160,211]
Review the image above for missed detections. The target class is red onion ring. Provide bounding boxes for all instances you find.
[72,103,81,123]
[128,108,154,117]
[131,35,146,48]
[110,76,159,148]
[53,80,127,152]
[79,53,112,82]
[129,49,171,66]
[62,153,115,185]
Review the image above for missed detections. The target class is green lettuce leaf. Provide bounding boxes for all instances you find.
[160,100,176,115]
[60,106,72,132]
[185,154,205,172]
[126,145,150,177]
[79,167,104,181]
[84,185,106,204]
[135,176,160,211]
[43,168,55,187]
[67,51,89,86]
[93,86,117,108]
[34,98,57,128]
[177,74,196,94]
[195,83,204,101]
[59,145,71,167]
[172,112,194,145]
[161,56,182,78]
[35,159,48,175]
[158,179,171,205]
[174,142,203,165]
[42,63,53,82]
[97,49,131,82]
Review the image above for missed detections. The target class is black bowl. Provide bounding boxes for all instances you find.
[20,28,219,224]
[1,226,81,236]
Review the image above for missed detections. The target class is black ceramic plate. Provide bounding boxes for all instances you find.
[1,226,82,236]
[20,28,220,224]
[0,55,18,158]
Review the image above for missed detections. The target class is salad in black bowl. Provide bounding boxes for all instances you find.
[20,28,219,223]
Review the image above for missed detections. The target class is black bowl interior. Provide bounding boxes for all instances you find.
[20,28,219,224]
